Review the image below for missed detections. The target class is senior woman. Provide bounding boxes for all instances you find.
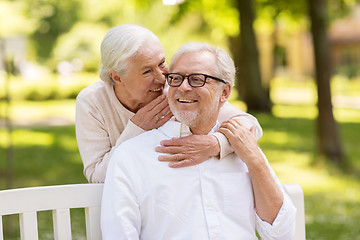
[76,24,263,183]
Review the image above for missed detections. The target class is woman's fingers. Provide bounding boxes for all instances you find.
[155,110,173,128]
[131,94,172,130]
[143,94,166,112]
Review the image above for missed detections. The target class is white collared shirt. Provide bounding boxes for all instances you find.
[101,121,296,240]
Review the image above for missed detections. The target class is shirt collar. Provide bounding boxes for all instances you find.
[158,120,220,139]
[180,121,220,137]
[158,120,182,139]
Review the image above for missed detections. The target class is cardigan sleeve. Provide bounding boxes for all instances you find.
[115,120,146,146]
[76,93,113,183]
[214,102,263,159]
[76,92,145,183]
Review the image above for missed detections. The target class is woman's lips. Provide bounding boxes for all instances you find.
[149,87,163,93]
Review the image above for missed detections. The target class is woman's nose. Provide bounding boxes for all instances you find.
[154,68,166,83]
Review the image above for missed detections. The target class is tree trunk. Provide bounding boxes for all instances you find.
[1,38,15,237]
[307,0,345,164]
[232,0,271,113]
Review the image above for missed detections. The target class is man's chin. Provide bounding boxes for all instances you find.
[172,110,198,127]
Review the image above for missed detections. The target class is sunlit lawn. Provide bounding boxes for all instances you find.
[257,112,360,240]
[230,77,360,239]
[0,77,360,239]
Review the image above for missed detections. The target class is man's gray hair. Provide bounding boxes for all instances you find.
[100,24,159,84]
[169,42,235,87]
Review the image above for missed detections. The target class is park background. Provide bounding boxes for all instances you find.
[0,0,360,239]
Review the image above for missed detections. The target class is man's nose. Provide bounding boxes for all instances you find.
[178,77,192,91]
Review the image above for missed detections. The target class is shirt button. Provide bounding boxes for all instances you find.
[211,233,217,238]
[206,201,212,207]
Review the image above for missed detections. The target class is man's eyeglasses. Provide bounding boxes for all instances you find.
[164,73,226,88]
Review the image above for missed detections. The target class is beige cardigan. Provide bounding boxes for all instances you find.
[76,80,262,183]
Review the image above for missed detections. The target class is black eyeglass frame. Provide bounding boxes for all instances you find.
[164,73,226,88]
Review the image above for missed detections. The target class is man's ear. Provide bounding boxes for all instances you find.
[220,83,231,104]
[109,70,122,85]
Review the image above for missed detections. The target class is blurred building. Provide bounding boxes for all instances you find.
[329,6,360,78]
[258,5,360,80]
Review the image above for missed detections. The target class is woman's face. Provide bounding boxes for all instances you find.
[116,39,168,112]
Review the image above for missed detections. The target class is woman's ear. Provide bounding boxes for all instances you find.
[109,70,121,84]
[220,83,231,104]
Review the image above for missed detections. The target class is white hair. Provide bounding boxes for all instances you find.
[169,42,235,87]
[99,24,160,84]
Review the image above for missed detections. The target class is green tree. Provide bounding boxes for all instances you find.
[260,0,356,164]
[52,0,183,71]
[232,0,271,112]
[0,0,37,191]
[307,0,345,164]
[24,0,82,63]
[168,0,271,112]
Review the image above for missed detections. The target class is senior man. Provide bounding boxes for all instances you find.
[101,42,296,239]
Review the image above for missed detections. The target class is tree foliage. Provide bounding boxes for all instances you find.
[22,0,82,62]
[0,1,36,37]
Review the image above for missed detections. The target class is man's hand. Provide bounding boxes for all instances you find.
[219,119,284,224]
[156,135,220,168]
[131,95,173,130]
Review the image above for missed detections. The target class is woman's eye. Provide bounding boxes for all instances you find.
[143,70,151,74]
[159,60,166,67]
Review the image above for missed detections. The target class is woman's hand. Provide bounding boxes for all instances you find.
[131,95,173,130]
[218,119,262,166]
[156,135,220,168]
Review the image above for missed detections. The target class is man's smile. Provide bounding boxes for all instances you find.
[177,98,197,103]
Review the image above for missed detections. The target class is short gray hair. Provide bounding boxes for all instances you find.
[100,24,159,84]
[169,42,235,87]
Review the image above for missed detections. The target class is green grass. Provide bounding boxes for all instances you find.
[0,125,87,189]
[1,77,360,239]
[0,100,76,125]
[229,77,360,239]
[256,113,360,240]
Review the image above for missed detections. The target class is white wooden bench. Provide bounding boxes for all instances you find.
[0,184,103,240]
[284,183,306,240]
[0,183,305,240]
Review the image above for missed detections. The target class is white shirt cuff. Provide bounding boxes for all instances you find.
[255,193,297,238]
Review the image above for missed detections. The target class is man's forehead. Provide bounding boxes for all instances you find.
[172,51,216,73]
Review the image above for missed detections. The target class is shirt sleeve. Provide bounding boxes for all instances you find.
[101,148,141,240]
[254,149,297,239]
[255,193,297,239]
[214,101,263,159]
